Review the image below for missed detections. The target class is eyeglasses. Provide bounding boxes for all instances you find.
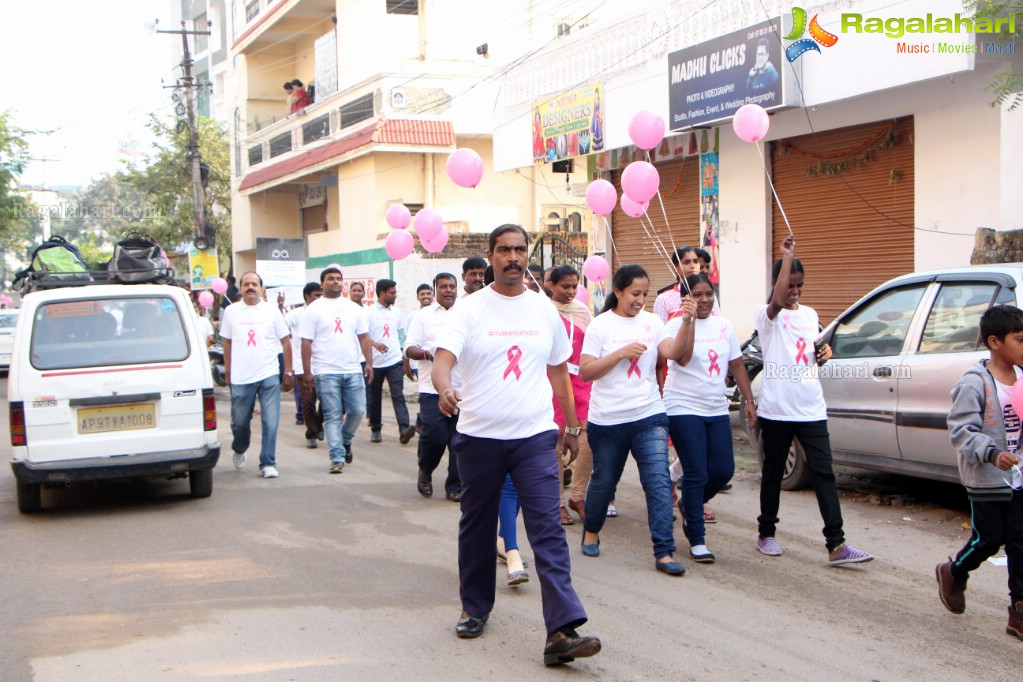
[1004,463,1023,491]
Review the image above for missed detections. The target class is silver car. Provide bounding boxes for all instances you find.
[744,265,1020,490]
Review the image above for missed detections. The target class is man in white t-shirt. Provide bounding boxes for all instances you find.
[458,257,487,298]
[432,225,600,666]
[367,278,415,445]
[219,271,293,479]
[404,273,461,500]
[299,267,373,473]
[286,282,323,448]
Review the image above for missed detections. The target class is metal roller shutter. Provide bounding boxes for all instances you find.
[770,116,915,325]
[302,203,327,236]
[610,157,701,294]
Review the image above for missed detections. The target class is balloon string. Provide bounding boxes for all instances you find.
[474,187,488,204]
[645,150,679,258]
[638,210,678,281]
[756,144,794,237]
[604,215,620,266]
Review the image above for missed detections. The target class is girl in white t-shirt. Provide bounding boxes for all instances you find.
[579,264,684,576]
[754,236,873,566]
[657,273,756,564]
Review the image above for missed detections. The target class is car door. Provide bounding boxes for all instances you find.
[820,282,929,459]
[896,276,1017,478]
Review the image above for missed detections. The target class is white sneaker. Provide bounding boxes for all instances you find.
[262,466,279,478]
[233,452,246,470]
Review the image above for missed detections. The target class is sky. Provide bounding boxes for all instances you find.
[0,1,182,189]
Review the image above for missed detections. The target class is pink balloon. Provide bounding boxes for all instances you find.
[621,161,660,203]
[585,179,618,216]
[732,103,770,143]
[211,277,228,295]
[628,110,665,151]
[198,291,214,308]
[422,227,449,254]
[620,195,649,218]
[386,204,411,230]
[1012,379,1023,423]
[385,230,414,261]
[414,208,443,242]
[582,255,610,282]
[446,148,484,188]
[575,286,590,304]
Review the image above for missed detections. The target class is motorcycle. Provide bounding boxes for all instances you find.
[726,331,762,410]
[208,342,227,387]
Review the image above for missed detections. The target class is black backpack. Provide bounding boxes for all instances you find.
[107,233,174,284]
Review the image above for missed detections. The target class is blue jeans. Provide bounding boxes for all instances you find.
[669,414,735,546]
[315,373,367,464]
[584,413,675,559]
[230,374,281,470]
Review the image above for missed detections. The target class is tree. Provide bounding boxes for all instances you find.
[50,172,153,242]
[119,114,232,259]
[0,110,33,250]
[970,1,1023,110]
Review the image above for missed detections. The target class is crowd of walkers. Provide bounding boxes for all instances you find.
[217,221,1023,665]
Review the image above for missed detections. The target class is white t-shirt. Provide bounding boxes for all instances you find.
[659,315,742,417]
[285,306,306,374]
[196,314,214,343]
[220,300,290,385]
[368,303,404,368]
[996,367,1023,454]
[404,302,461,394]
[298,296,369,375]
[754,304,827,421]
[582,310,665,426]
[434,285,570,439]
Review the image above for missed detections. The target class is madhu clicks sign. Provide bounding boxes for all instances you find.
[668,19,787,130]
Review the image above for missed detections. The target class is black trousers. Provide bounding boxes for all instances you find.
[416,393,461,493]
[951,493,1023,604]
[758,418,845,551]
[368,361,410,433]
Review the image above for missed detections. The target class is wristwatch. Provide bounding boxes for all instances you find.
[565,426,583,437]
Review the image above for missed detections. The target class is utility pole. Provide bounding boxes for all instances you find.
[156,19,212,249]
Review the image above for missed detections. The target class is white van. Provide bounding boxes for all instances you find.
[8,282,221,512]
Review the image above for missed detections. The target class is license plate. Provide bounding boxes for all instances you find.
[78,403,157,434]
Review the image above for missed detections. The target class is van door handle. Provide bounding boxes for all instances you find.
[872,366,893,379]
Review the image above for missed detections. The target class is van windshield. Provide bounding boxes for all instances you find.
[31,296,190,370]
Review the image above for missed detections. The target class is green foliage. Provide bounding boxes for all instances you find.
[0,110,33,250]
[49,173,153,241]
[118,114,232,255]
[969,1,1023,110]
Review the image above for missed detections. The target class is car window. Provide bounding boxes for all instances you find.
[918,282,1003,354]
[830,284,927,359]
[0,312,17,330]
[31,296,190,370]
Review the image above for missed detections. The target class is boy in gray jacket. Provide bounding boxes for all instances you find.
[938,305,1023,640]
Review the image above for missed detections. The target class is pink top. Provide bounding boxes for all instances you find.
[553,315,591,425]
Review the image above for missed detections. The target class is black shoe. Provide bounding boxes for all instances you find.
[344,445,353,464]
[563,467,573,488]
[720,482,733,493]
[418,470,433,497]
[296,416,304,425]
[400,425,417,445]
[371,431,382,443]
[655,558,686,576]
[543,627,601,666]
[455,611,488,639]
[446,490,462,503]
[317,431,324,441]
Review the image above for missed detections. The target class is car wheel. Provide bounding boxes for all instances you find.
[189,468,213,498]
[17,482,42,513]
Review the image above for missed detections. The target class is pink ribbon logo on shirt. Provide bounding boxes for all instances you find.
[795,338,810,365]
[246,329,256,347]
[503,345,523,381]
[627,357,641,378]
[383,324,391,338]
[707,349,721,375]
[334,317,343,334]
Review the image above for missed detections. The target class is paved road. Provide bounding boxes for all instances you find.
[0,380,1019,680]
